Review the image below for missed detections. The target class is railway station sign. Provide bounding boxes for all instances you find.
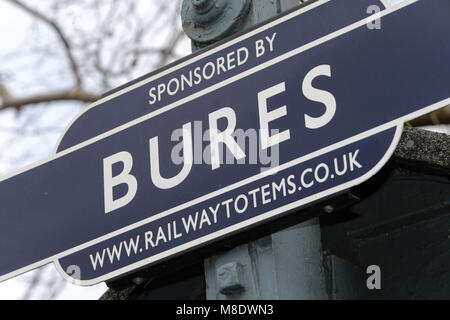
[0,0,448,285]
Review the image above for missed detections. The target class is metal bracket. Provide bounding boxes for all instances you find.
[181,0,252,44]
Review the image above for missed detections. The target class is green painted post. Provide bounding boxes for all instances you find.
[181,0,329,300]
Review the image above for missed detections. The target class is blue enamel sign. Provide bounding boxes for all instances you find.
[0,0,449,285]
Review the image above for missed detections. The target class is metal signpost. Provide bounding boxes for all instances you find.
[0,0,448,286]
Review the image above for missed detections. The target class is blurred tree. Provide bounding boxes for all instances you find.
[0,0,187,111]
[0,0,189,299]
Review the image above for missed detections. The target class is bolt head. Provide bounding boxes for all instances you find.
[216,262,245,295]
[181,0,251,44]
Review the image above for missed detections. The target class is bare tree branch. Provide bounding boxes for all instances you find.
[410,106,450,126]
[0,82,14,104]
[0,0,186,112]
[21,269,43,300]
[156,30,185,68]
[0,0,187,300]
[7,0,83,87]
[0,87,99,111]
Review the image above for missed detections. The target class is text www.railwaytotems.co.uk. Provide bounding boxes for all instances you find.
[89,149,362,271]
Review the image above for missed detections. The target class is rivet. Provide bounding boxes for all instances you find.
[406,139,415,149]
[323,205,334,214]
